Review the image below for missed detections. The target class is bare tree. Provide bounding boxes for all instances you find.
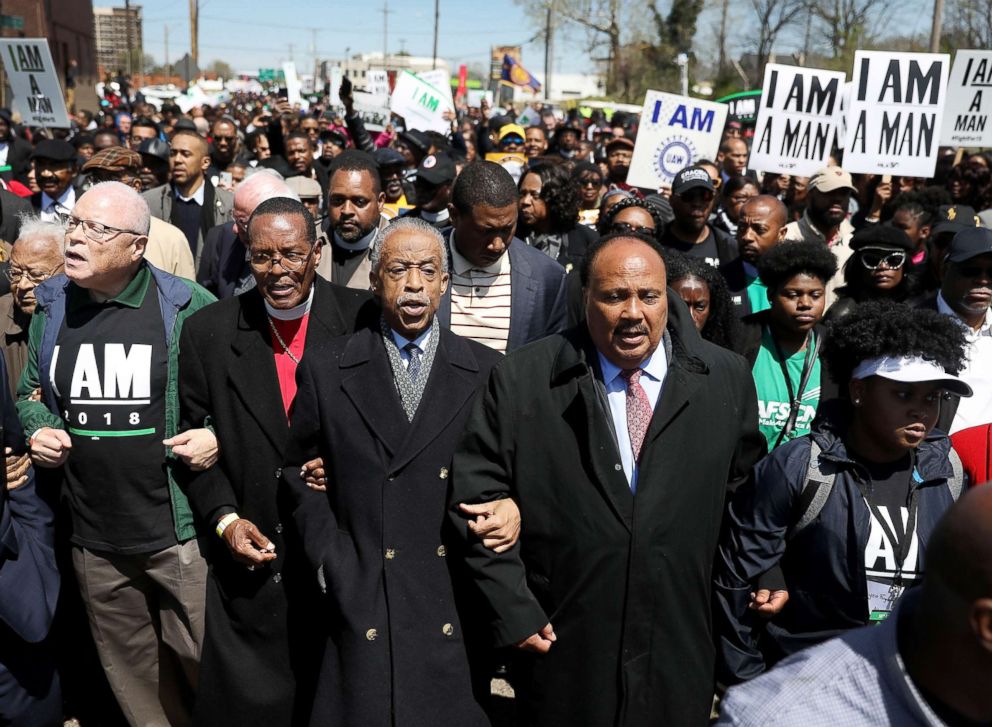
[751,0,805,82]
[944,0,992,47]
[807,0,891,61]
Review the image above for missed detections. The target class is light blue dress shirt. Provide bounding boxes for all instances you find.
[597,347,668,492]
[391,327,432,369]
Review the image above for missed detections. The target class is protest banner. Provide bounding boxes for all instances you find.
[390,70,453,134]
[749,64,847,176]
[627,90,727,189]
[940,50,992,147]
[844,50,950,177]
[0,38,70,127]
[367,69,390,98]
[282,62,303,106]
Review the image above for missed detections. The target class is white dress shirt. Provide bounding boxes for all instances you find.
[40,186,76,222]
[597,346,669,492]
[937,291,992,433]
[175,180,205,205]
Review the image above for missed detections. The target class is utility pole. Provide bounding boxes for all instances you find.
[717,0,728,75]
[929,0,944,52]
[381,1,391,68]
[189,0,198,69]
[164,25,170,83]
[544,3,552,100]
[124,0,133,79]
[432,0,439,69]
[311,28,319,89]
[676,53,689,97]
[801,6,812,66]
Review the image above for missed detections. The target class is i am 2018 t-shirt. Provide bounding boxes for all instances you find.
[52,271,175,554]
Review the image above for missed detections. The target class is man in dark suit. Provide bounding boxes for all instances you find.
[439,160,568,354]
[178,197,377,725]
[29,140,79,221]
[197,170,299,298]
[719,195,788,317]
[0,110,32,184]
[449,233,765,726]
[280,217,515,726]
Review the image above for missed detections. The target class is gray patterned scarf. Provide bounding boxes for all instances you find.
[380,315,440,421]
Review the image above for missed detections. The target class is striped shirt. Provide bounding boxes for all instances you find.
[448,232,512,353]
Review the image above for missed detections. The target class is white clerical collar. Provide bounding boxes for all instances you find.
[42,186,75,212]
[175,180,205,205]
[264,287,314,320]
[420,208,449,224]
[392,325,432,351]
[333,226,377,252]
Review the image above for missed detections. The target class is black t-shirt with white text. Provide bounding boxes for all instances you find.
[661,225,722,268]
[53,273,174,554]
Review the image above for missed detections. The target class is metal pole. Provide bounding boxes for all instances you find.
[165,24,170,83]
[189,0,198,69]
[929,0,944,52]
[382,1,389,67]
[432,0,439,70]
[544,4,552,100]
[125,0,133,80]
[676,53,688,97]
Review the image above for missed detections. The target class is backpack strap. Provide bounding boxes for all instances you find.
[947,447,966,501]
[788,439,835,539]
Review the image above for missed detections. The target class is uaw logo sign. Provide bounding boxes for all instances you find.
[654,135,698,180]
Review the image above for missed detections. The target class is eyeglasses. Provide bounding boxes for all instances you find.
[860,250,906,270]
[246,242,317,272]
[610,221,655,236]
[579,177,602,187]
[66,215,145,243]
[5,263,64,284]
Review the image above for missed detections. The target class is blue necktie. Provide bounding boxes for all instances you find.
[404,343,422,383]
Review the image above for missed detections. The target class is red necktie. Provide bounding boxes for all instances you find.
[621,368,652,462]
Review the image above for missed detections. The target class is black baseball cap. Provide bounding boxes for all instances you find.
[932,205,980,236]
[946,227,992,264]
[373,147,405,168]
[417,152,456,185]
[398,129,430,155]
[672,166,715,195]
[138,138,170,163]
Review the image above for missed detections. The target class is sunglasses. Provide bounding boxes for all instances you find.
[610,221,655,236]
[860,249,906,270]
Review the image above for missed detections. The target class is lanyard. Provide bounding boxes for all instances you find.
[863,458,920,586]
[770,328,819,448]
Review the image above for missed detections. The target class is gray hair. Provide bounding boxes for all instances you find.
[370,217,449,274]
[243,165,286,182]
[14,213,66,252]
[84,181,152,235]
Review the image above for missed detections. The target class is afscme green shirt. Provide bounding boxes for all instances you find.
[751,327,820,449]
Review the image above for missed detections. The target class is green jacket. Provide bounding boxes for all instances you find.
[16,262,217,543]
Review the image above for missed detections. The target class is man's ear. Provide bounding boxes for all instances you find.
[970,599,992,655]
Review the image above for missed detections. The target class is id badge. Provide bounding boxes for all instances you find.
[867,579,903,623]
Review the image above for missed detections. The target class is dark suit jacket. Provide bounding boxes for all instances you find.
[1,137,32,184]
[439,231,568,352]
[0,189,31,248]
[197,221,253,299]
[447,293,765,726]
[177,278,377,725]
[281,326,500,726]
[720,256,754,317]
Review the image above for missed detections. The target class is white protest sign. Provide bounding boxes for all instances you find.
[390,70,453,134]
[0,39,70,128]
[367,69,390,98]
[467,89,494,109]
[627,90,727,189]
[940,50,992,147]
[417,68,455,117]
[749,64,847,176]
[845,50,950,177]
[833,81,853,150]
[329,66,343,96]
[283,62,302,105]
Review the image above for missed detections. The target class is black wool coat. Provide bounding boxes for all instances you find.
[448,291,765,727]
[281,325,502,727]
[177,277,377,726]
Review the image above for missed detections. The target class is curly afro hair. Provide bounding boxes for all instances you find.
[596,196,667,242]
[757,239,839,291]
[822,300,969,386]
[518,162,580,235]
[663,250,743,353]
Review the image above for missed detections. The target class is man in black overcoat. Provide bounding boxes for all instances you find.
[449,233,766,726]
[177,197,377,725]
[281,216,515,726]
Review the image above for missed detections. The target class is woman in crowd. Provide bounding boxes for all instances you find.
[946,160,990,210]
[572,161,605,228]
[714,301,971,684]
[741,239,837,449]
[713,176,759,237]
[825,226,917,323]
[665,251,742,354]
[517,162,597,271]
[596,196,666,242]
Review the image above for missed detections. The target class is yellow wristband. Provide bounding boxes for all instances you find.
[216,513,240,538]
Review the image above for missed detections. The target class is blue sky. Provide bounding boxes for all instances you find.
[133,0,573,77]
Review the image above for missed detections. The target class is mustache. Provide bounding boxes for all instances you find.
[397,293,430,306]
[615,323,648,336]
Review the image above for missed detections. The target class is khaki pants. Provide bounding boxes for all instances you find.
[72,540,207,727]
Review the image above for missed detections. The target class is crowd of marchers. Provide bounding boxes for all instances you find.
[0,81,990,727]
